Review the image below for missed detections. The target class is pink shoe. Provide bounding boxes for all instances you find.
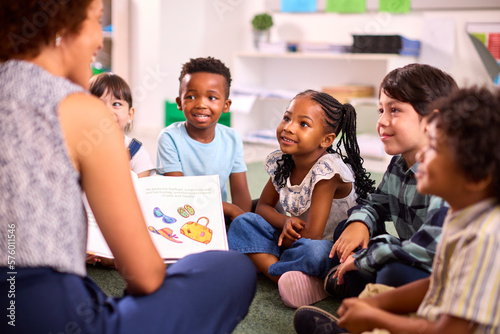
[278,271,328,308]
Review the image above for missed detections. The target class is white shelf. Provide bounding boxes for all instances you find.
[231,51,416,134]
[231,51,414,173]
[235,51,417,61]
[232,52,417,89]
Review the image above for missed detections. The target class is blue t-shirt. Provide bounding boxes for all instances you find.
[156,122,247,201]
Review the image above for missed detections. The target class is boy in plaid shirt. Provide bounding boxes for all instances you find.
[326,64,457,297]
[295,85,500,334]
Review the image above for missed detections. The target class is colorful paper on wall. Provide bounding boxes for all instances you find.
[326,0,366,13]
[281,0,317,12]
[466,22,500,84]
[379,0,410,13]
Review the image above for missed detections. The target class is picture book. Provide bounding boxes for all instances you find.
[86,173,228,263]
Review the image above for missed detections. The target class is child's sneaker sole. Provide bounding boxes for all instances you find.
[278,271,328,308]
[294,306,349,334]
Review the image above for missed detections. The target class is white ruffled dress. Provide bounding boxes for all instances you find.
[265,150,358,240]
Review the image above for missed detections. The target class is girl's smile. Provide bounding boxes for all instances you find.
[280,136,297,145]
[276,96,334,161]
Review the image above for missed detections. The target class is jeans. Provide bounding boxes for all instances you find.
[228,212,336,278]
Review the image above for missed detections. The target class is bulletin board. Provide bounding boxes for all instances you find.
[363,0,500,11]
[409,0,500,10]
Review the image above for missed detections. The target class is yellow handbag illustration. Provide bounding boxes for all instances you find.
[180,217,213,244]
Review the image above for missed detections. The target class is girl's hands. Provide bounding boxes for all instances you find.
[329,221,370,262]
[278,217,306,246]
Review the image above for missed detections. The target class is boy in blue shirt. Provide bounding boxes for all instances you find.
[157,57,252,221]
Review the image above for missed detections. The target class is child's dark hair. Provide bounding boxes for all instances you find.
[178,57,232,98]
[274,90,375,202]
[89,72,133,108]
[427,86,500,202]
[381,63,458,116]
[89,72,133,132]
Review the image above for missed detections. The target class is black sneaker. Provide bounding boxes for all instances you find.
[293,306,349,334]
[324,266,350,299]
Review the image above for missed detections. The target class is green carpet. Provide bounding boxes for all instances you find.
[86,161,383,333]
[86,264,342,333]
[233,275,341,334]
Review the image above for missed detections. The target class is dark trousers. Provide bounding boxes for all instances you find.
[0,250,256,334]
[331,218,430,297]
[342,261,430,297]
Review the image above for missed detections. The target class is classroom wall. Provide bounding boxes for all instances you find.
[129,0,265,135]
[269,10,498,84]
[128,0,500,138]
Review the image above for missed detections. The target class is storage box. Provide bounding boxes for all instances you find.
[281,0,317,12]
[164,101,231,127]
[326,0,366,13]
[379,0,410,13]
[321,85,375,104]
[351,35,421,56]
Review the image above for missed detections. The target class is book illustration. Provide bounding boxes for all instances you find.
[153,207,177,224]
[180,217,213,244]
[87,174,228,263]
[184,204,195,216]
[151,204,215,245]
[148,226,183,244]
[177,204,195,218]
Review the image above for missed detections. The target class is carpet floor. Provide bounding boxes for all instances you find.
[86,160,383,333]
[86,264,342,334]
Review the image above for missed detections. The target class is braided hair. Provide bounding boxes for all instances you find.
[274,90,375,202]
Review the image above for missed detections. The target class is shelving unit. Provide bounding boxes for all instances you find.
[230,51,417,173]
[95,0,130,82]
[231,51,416,136]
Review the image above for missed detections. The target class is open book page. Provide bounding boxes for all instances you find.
[86,173,227,263]
[85,196,113,258]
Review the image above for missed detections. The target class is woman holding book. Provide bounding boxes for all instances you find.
[0,1,256,333]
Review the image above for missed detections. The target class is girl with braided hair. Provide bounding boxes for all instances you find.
[228,89,375,308]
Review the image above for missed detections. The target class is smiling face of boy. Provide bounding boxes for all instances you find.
[176,72,231,142]
[377,90,428,167]
[415,122,468,208]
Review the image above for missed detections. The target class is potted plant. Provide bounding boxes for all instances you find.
[251,13,273,50]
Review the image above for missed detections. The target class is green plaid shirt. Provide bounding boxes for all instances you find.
[347,155,447,275]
